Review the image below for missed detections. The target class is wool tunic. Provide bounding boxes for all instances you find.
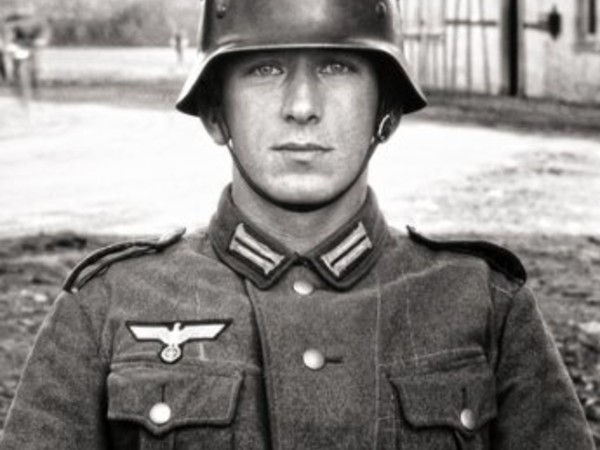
[1,187,594,449]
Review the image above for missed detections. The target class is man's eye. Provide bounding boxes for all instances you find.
[250,64,283,77]
[320,62,352,75]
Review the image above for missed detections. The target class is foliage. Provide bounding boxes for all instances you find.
[42,0,196,46]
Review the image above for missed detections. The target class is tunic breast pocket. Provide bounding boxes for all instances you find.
[106,361,243,450]
[388,358,497,450]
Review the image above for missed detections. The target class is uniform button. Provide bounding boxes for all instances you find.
[303,348,326,370]
[460,408,476,431]
[293,280,314,296]
[149,402,172,425]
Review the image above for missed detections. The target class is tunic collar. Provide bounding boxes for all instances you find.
[208,186,389,290]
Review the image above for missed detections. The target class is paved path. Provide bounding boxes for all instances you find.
[1,96,599,237]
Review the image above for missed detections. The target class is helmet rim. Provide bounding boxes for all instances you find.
[177,0,427,117]
[176,41,427,116]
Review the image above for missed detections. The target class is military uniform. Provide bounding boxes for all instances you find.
[1,187,594,449]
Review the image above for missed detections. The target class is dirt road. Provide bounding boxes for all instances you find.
[1,94,599,238]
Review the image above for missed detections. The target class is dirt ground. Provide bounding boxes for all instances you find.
[1,48,600,442]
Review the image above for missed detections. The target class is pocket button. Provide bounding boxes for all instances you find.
[303,349,326,370]
[149,402,172,425]
[460,408,476,431]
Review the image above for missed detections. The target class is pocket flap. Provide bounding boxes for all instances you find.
[390,363,497,434]
[107,364,243,436]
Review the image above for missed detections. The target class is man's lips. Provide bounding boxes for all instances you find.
[271,142,333,152]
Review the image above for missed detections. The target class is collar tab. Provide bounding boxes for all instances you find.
[320,222,373,278]
[229,223,286,276]
[208,186,389,290]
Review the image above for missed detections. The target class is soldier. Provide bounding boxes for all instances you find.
[0,0,595,449]
[2,11,48,96]
[170,29,186,65]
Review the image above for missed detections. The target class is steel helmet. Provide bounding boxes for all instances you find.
[176,0,427,118]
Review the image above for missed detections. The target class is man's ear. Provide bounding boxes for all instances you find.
[200,105,228,146]
[375,108,401,143]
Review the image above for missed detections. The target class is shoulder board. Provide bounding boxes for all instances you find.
[407,226,527,285]
[63,228,186,294]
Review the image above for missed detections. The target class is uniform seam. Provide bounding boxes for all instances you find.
[71,277,113,366]
[68,293,101,358]
[489,280,524,374]
[373,270,382,449]
[490,283,514,298]
[405,283,418,364]
[413,346,485,361]
[244,280,280,450]
[194,290,206,361]
[99,276,115,364]
[487,280,502,372]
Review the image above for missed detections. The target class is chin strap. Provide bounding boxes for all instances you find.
[220,113,396,212]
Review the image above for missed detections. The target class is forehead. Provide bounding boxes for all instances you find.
[223,48,376,67]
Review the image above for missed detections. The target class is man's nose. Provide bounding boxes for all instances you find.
[280,66,322,125]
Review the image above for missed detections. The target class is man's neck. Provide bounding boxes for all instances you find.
[231,179,368,254]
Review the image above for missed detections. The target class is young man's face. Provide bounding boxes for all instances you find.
[220,49,379,206]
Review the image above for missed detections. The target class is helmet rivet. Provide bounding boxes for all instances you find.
[216,0,228,18]
[376,1,387,18]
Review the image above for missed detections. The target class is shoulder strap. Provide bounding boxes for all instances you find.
[407,226,527,286]
[63,228,186,294]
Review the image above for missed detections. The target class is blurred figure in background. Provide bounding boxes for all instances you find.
[2,9,50,97]
[170,28,188,65]
[0,33,7,83]
[0,19,9,84]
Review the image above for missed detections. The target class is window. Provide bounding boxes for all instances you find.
[579,0,600,49]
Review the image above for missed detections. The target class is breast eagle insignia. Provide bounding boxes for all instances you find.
[126,320,231,364]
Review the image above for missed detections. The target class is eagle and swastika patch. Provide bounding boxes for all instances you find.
[126,320,231,364]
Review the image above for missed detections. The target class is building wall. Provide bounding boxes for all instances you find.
[523,0,600,103]
[402,0,600,104]
[402,0,505,95]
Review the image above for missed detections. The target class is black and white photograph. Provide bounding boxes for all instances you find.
[1,0,599,448]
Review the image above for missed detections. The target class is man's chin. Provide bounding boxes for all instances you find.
[264,186,342,212]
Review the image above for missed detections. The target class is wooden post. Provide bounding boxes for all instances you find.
[406,0,416,83]
[442,0,448,89]
[500,0,524,96]
[430,1,436,88]
[479,0,491,93]
[466,0,473,93]
[417,0,426,84]
[451,0,462,89]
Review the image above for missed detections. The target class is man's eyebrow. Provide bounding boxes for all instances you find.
[230,53,285,66]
